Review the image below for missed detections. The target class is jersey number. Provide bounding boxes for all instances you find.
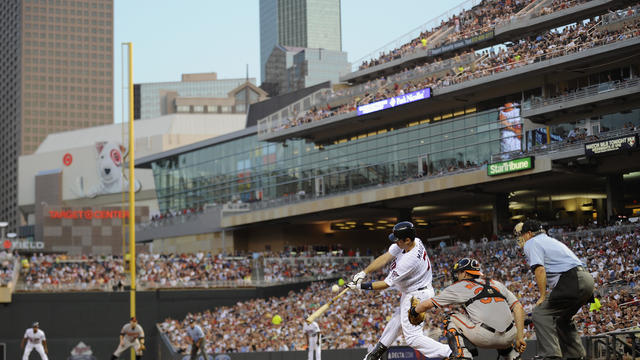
[465,283,504,304]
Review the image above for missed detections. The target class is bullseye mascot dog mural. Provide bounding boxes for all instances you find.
[76,141,141,198]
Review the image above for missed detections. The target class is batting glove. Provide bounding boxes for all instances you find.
[346,281,361,290]
[352,271,366,285]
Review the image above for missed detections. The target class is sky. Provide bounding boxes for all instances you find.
[113,0,465,123]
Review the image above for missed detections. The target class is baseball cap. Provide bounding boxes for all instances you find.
[130,316,137,322]
[32,322,39,327]
[189,318,195,323]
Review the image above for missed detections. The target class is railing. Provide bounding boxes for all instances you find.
[350,0,483,72]
[550,223,640,240]
[586,328,640,359]
[15,282,114,292]
[602,3,640,25]
[330,53,477,106]
[136,206,219,230]
[242,163,487,213]
[492,127,640,162]
[523,78,640,111]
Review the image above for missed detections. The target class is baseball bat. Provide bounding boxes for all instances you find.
[306,287,349,323]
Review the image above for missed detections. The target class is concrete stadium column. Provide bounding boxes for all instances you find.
[606,174,624,221]
[492,193,510,236]
[396,208,413,223]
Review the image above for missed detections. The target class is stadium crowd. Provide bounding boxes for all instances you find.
[16,250,372,290]
[0,250,16,286]
[356,0,594,70]
[275,13,640,132]
[158,224,640,354]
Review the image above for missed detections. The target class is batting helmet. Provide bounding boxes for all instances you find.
[453,258,482,277]
[388,221,416,242]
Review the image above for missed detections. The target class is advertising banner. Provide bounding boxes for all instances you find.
[357,88,431,116]
[585,135,638,156]
[488,157,535,176]
[387,346,429,359]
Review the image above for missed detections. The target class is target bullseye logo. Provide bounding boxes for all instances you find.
[2,240,10,249]
[63,153,73,166]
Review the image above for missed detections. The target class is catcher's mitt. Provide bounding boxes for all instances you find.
[408,297,425,326]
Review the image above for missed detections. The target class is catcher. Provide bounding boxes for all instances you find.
[111,316,145,360]
[408,258,526,360]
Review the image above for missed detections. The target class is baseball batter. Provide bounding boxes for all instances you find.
[111,317,145,360]
[303,320,322,360]
[21,322,48,360]
[410,258,526,360]
[347,221,452,360]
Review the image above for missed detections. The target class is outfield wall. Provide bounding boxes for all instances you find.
[0,281,316,359]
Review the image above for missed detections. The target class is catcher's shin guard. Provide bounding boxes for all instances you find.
[445,328,473,359]
[497,346,521,360]
[364,342,389,360]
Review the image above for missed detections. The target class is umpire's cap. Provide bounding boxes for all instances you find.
[453,258,482,276]
[388,221,416,242]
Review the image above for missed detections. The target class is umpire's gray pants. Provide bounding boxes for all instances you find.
[532,267,594,359]
[190,340,208,360]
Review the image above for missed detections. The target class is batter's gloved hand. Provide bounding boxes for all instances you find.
[352,271,366,285]
[346,281,361,290]
[408,297,425,326]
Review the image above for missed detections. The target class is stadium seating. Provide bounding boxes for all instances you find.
[157,224,640,354]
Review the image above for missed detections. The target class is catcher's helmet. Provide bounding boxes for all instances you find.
[388,221,416,242]
[453,258,482,277]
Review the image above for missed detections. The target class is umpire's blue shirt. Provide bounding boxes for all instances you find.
[186,325,204,342]
[523,233,582,288]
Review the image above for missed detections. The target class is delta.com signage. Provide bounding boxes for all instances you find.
[488,157,535,176]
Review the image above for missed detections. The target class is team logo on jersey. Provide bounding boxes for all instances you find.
[391,260,396,270]
[68,341,97,360]
[392,270,399,279]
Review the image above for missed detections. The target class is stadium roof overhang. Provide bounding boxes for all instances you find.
[340,0,631,84]
[260,38,640,145]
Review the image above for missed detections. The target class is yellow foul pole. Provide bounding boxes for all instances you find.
[125,42,137,360]
[127,41,136,327]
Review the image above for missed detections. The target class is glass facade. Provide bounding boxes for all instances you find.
[139,78,254,119]
[151,107,514,213]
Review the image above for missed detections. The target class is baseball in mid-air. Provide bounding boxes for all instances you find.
[331,284,340,293]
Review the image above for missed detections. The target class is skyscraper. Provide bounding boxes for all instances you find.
[0,0,114,231]
[259,0,342,83]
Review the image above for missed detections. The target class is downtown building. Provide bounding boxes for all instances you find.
[259,0,347,95]
[0,0,113,232]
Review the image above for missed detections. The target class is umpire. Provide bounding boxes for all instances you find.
[514,220,594,359]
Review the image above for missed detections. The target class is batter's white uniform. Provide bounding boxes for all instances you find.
[378,238,452,358]
[113,322,145,357]
[303,321,321,360]
[22,328,48,360]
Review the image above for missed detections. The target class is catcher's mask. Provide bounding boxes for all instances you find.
[453,258,482,279]
[514,219,543,247]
